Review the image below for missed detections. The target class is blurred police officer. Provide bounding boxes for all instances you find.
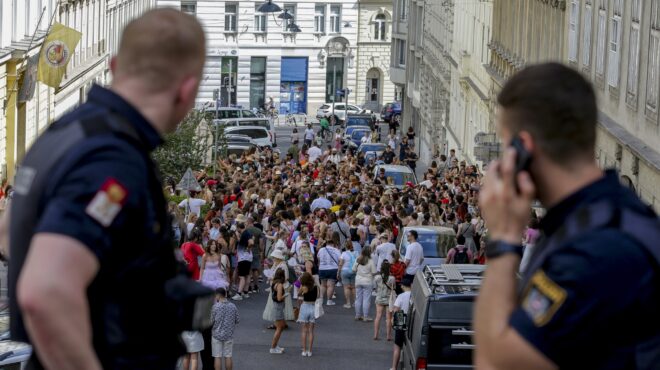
[7,9,206,370]
[475,63,660,370]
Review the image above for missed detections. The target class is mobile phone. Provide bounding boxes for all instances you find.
[509,135,532,193]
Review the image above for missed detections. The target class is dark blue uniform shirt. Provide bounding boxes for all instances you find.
[31,85,182,369]
[509,170,660,370]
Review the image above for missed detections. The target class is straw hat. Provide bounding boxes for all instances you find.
[270,249,286,260]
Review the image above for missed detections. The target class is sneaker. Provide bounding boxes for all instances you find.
[307,351,312,357]
[363,317,374,322]
[355,316,362,321]
[242,293,250,299]
[270,348,283,354]
[276,346,285,352]
[336,282,342,287]
[343,303,351,309]
[231,294,243,301]
[326,300,336,306]
[332,294,337,299]
[301,351,307,357]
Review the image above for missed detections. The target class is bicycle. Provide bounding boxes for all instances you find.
[285,113,297,126]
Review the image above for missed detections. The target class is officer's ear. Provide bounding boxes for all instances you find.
[174,74,200,110]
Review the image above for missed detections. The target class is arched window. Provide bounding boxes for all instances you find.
[374,14,386,41]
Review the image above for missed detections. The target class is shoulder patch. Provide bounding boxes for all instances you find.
[85,178,128,227]
[522,270,567,327]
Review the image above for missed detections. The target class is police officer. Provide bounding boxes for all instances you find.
[6,9,207,370]
[475,63,660,370]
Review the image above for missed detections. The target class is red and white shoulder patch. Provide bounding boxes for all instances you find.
[85,178,128,227]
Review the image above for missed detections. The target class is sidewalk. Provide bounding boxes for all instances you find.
[273,114,319,127]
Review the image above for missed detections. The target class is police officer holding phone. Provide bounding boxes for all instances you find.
[474,63,660,370]
[4,9,210,370]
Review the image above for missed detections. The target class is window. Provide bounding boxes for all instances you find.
[568,0,579,62]
[627,0,643,99]
[647,0,660,112]
[250,57,267,110]
[374,14,387,41]
[583,1,593,66]
[399,0,408,21]
[225,3,237,32]
[595,6,607,76]
[330,5,341,33]
[282,4,295,32]
[254,4,267,33]
[314,5,325,33]
[397,39,406,66]
[181,1,196,16]
[607,0,623,87]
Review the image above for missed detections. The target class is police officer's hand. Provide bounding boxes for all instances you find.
[479,148,536,245]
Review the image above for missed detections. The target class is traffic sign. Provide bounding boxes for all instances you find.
[177,168,201,192]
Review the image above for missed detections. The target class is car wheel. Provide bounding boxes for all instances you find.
[393,114,401,124]
[333,115,340,125]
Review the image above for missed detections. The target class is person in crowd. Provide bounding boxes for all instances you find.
[446,235,473,264]
[374,260,395,341]
[200,239,230,290]
[519,216,541,272]
[458,214,478,257]
[304,124,315,148]
[269,269,287,354]
[181,330,204,370]
[391,278,413,370]
[353,246,377,322]
[181,230,206,281]
[317,231,342,306]
[403,230,424,281]
[231,221,254,300]
[211,287,239,370]
[338,240,357,308]
[296,272,319,357]
[406,127,416,149]
[389,250,406,295]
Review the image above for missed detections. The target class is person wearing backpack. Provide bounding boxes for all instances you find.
[338,240,358,309]
[446,235,473,264]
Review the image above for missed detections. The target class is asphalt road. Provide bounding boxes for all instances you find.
[225,283,393,370]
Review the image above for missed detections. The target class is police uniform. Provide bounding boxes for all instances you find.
[509,170,660,370]
[9,85,185,369]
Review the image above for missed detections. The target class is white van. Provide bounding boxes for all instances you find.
[224,126,273,148]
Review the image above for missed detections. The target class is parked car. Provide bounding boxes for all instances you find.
[373,164,418,189]
[316,103,363,123]
[224,126,273,148]
[213,117,276,146]
[381,102,402,124]
[343,125,372,142]
[345,128,373,152]
[357,143,387,158]
[224,144,257,158]
[345,114,376,130]
[397,226,457,266]
[224,134,252,144]
[205,107,258,119]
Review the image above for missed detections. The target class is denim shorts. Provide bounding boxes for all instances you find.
[340,270,356,285]
[297,302,316,323]
[319,269,338,282]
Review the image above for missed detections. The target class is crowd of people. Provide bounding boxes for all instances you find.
[165,119,526,370]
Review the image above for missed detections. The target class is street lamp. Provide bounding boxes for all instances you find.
[256,0,282,13]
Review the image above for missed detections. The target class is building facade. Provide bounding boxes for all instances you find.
[448,0,493,165]
[0,0,153,182]
[391,0,454,164]
[566,0,660,210]
[355,0,395,112]
[158,0,394,115]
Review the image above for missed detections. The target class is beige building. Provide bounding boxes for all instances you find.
[355,0,395,112]
[566,0,660,211]
[447,0,493,165]
[0,0,153,182]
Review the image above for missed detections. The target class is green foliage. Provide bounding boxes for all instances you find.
[167,194,188,205]
[152,109,216,180]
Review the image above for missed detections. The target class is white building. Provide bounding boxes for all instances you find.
[157,0,394,116]
[447,0,493,165]
[0,0,153,181]
[389,0,408,100]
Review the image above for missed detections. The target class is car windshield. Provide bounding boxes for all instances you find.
[383,170,416,186]
[352,130,370,140]
[229,129,268,139]
[242,110,257,117]
[320,104,330,110]
[346,126,369,135]
[400,232,446,258]
[237,120,270,129]
[360,144,385,152]
[347,117,371,126]
[218,110,240,119]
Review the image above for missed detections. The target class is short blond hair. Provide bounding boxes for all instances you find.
[115,8,205,92]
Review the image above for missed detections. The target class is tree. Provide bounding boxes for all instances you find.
[152,109,215,181]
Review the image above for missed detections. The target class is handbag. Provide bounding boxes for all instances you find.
[314,293,324,319]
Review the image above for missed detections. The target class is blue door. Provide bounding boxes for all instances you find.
[280,57,308,114]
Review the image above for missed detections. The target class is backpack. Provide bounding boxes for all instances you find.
[453,247,469,264]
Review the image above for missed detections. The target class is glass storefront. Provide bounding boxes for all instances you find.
[250,57,266,110]
[325,57,345,103]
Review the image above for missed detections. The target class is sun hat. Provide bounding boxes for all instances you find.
[270,249,286,260]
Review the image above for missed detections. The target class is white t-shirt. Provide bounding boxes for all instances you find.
[404,241,424,275]
[394,291,412,312]
[308,146,323,162]
[318,246,341,271]
[179,198,207,216]
[340,251,357,272]
[304,128,315,141]
[375,242,396,271]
